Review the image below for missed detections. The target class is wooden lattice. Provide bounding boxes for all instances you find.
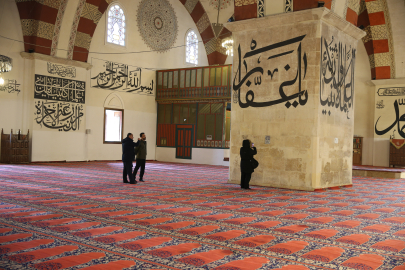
[1,129,30,164]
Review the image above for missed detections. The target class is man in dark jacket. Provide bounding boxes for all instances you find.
[122,133,140,184]
[133,132,147,182]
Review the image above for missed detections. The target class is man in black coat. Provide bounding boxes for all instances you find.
[122,133,140,184]
[240,139,257,189]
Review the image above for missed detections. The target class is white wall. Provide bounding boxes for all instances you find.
[353,42,375,165]
[0,0,209,162]
[156,147,230,166]
[0,0,27,132]
[371,78,405,167]
[81,0,209,162]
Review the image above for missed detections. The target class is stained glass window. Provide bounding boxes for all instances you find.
[186,30,198,65]
[107,4,126,46]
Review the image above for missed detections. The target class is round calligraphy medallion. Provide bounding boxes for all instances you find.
[154,17,163,30]
[137,0,178,51]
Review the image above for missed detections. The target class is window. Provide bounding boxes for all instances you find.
[107,4,126,46]
[104,108,124,143]
[186,30,198,65]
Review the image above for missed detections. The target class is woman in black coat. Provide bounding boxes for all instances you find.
[240,139,257,189]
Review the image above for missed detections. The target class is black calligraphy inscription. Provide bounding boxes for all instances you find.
[91,61,154,94]
[47,62,76,78]
[376,100,384,109]
[0,79,21,95]
[375,99,405,138]
[377,87,405,97]
[374,90,405,138]
[34,74,85,104]
[233,35,308,109]
[34,100,84,132]
[320,36,356,118]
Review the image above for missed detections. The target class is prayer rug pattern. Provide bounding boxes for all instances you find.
[0,161,404,269]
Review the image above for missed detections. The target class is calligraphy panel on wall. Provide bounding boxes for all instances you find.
[0,79,21,95]
[34,75,85,103]
[47,62,76,78]
[33,61,86,132]
[34,100,84,132]
[374,87,405,139]
[319,35,356,119]
[90,58,154,95]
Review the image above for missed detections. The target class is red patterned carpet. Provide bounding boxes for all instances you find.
[0,161,404,269]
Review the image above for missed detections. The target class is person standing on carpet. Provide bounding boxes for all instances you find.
[122,133,140,184]
[240,139,257,189]
[133,132,147,182]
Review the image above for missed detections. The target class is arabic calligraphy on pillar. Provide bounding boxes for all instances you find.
[320,36,356,118]
[233,35,308,109]
[91,60,154,95]
[34,100,84,132]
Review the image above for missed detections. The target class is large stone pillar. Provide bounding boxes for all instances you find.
[227,7,365,191]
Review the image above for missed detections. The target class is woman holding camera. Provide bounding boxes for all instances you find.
[240,139,257,189]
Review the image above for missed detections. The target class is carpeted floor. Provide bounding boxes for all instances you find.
[0,161,404,269]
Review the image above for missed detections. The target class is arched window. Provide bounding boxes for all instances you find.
[186,30,198,65]
[107,4,126,46]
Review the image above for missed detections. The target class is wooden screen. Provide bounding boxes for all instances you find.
[157,124,176,147]
[156,65,232,101]
[389,139,405,167]
[1,129,30,164]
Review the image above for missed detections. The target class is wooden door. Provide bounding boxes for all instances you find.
[176,125,193,159]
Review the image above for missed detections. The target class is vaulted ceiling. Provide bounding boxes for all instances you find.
[13,0,397,76]
[15,0,232,66]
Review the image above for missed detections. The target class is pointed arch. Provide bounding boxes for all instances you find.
[16,0,66,55]
[67,0,113,61]
[178,0,230,65]
[346,0,395,79]
[104,93,124,109]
